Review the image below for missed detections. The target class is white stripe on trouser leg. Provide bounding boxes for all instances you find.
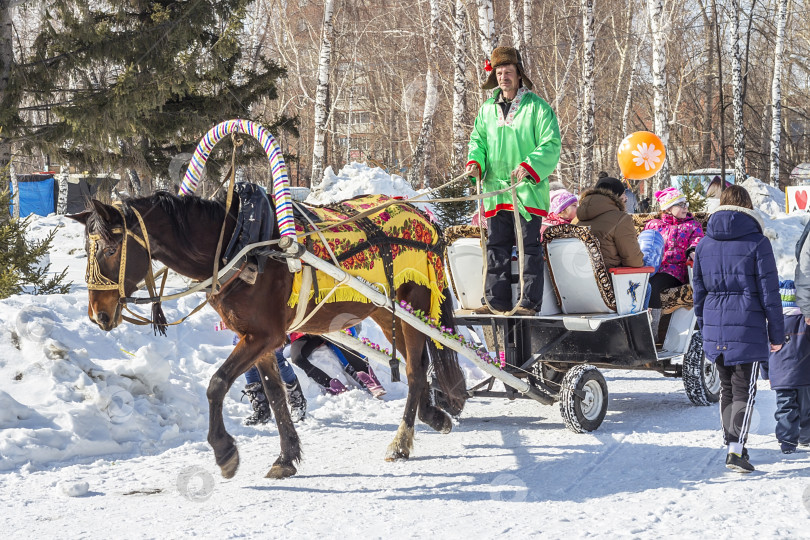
[738,362,759,446]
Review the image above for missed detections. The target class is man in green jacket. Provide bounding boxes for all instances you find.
[465,46,561,316]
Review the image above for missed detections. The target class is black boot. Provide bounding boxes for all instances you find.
[286,379,307,423]
[242,382,272,426]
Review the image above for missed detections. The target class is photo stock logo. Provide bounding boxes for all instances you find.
[15,306,58,343]
[168,153,194,185]
[177,466,215,502]
[98,385,135,424]
[489,473,529,503]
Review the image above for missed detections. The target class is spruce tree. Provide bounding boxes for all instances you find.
[18,1,295,183]
[0,187,70,299]
[681,175,707,213]
[432,181,475,228]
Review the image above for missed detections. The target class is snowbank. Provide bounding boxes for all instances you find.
[307,161,420,204]
[737,177,809,279]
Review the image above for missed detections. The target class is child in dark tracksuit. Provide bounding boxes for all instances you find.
[762,313,810,453]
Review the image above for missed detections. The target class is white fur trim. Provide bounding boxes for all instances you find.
[712,204,764,230]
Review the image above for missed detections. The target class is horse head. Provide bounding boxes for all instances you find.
[68,199,152,331]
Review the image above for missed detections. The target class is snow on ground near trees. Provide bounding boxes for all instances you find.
[2,167,810,538]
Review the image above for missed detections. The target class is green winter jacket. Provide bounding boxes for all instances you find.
[466,87,561,220]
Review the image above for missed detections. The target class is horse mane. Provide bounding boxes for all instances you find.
[88,192,232,264]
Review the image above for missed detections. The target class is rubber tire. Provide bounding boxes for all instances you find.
[682,330,721,406]
[559,365,609,433]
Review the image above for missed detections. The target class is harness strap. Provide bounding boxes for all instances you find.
[211,134,243,295]
[325,202,401,381]
[287,263,313,331]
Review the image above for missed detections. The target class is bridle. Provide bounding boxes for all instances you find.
[86,204,151,296]
[85,204,171,334]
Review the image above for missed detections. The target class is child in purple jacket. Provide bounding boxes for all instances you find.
[643,187,704,334]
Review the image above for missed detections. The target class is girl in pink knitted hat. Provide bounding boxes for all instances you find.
[540,189,578,240]
[643,187,704,336]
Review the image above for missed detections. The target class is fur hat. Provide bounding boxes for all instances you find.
[481,47,534,90]
[549,189,577,215]
[594,176,626,198]
[655,187,687,211]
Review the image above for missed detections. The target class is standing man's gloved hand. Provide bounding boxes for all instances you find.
[465,162,481,180]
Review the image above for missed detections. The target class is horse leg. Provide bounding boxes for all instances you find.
[384,319,429,461]
[206,338,260,479]
[417,347,453,434]
[255,354,302,479]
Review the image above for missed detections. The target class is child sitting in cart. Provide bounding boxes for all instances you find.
[642,187,704,334]
[540,189,578,240]
[289,328,386,398]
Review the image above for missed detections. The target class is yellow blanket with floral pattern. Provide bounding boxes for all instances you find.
[288,194,446,323]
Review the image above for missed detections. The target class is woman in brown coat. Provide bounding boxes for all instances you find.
[576,176,644,269]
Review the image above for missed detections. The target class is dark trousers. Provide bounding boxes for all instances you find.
[647,272,683,309]
[716,355,759,446]
[485,210,543,311]
[774,387,810,446]
[290,335,368,389]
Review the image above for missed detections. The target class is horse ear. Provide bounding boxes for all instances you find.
[67,211,91,225]
[91,199,115,222]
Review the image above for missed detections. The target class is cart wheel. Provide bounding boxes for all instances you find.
[559,365,608,433]
[536,363,566,386]
[682,330,721,405]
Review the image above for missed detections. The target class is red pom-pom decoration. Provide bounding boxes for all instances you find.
[484,59,492,72]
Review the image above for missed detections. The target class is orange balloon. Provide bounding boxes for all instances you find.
[617,131,667,180]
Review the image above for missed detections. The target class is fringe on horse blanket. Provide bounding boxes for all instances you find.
[287,194,447,324]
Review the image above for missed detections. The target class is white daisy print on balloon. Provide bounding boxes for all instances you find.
[631,142,662,171]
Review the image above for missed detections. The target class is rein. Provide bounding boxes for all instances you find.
[85,204,170,335]
[101,164,525,335]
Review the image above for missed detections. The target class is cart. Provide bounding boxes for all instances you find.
[442,223,720,433]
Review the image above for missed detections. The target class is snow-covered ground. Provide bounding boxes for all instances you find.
[2,167,810,538]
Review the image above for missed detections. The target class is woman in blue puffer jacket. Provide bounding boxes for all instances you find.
[693,185,785,473]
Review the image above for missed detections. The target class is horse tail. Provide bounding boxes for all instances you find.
[428,287,467,416]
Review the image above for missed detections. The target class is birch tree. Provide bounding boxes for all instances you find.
[699,0,714,165]
[476,0,496,57]
[408,0,440,188]
[769,0,788,187]
[730,0,745,180]
[311,0,337,189]
[523,0,532,56]
[648,0,671,193]
[579,0,596,184]
[0,1,14,173]
[622,44,639,138]
[509,0,522,51]
[451,0,468,169]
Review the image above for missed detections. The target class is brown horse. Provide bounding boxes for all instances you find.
[69,191,466,479]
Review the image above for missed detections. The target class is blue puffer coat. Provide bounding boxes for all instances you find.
[693,205,785,365]
[761,314,810,389]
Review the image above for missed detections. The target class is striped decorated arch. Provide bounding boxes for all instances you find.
[179,119,295,238]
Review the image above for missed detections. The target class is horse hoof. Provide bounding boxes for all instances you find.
[266,463,297,479]
[439,415,453,435]
[384,449,410,462]
[219,448,240,479]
